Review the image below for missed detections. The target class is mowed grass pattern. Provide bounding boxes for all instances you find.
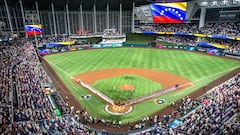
[92,75,162,101]
[44,48,240,123]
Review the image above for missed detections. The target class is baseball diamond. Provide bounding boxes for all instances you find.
[71,68,192,113]
[44,48,240,124]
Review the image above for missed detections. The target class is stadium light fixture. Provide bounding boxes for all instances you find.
[223,0,228,4]
[235,0,240,2]
[212,1,217,5]
[201,1,208,6]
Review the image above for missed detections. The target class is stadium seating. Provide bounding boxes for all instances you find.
[139,22,240,37]
[0,36,239,134]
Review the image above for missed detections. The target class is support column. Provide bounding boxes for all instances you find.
[119,3,122,34]
[35,1,40,24]
[86,13,88,30]
[19,0,25,33]
[131,2,135,33]
[80,4,84,30]
[93,4,97,33]
[64,13,68,34]
[56,13,60,34]
[48,13,53,35]
[199,7,206,28]
[13,8,19,35]
[106,4,109,29]
[4,0,13,36]
[66,4,71,35]
[51,3,57,36]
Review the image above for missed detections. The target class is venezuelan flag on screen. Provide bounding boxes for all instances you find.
[150,2,187,23]
[25,24,42,35]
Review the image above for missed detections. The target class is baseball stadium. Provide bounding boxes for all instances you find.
[0,0,240,134]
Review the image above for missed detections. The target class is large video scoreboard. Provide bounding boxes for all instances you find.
[135,2,187,23]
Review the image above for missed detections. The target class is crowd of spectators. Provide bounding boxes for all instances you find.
[225,44,240,55]
[0,37,239,134]
[157,73,240,134]
[171,73,240,134]
[156,35,239,50]
[155,35,239,56]
[223,114,240,134]
[0,39,93,134]
[198,22,240,37]
[143,22,240,55]
[139,23,195,33]
[156,35,197,46]
[14,62,54,122]
[0,42,15,133]
[12,42,94,134]
[139,21,240,37]
[35,35,71,47]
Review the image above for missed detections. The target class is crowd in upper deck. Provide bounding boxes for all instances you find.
[139,22,240,37]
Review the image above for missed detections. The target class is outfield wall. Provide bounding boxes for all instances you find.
[39,43,239,58]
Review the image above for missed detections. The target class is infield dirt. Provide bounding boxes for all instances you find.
[71,68,191,88]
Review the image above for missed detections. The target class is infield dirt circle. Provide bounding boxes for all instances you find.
[108,105,130,113]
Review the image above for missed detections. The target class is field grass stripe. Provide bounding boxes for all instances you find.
[47,61,72,77]
[54,53,74,65]
[193,66,239,83]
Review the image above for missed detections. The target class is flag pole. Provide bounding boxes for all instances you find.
[32,15,39,51]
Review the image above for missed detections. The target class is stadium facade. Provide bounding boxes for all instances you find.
[0,0,240,37]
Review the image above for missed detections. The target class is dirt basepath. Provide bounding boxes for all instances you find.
[41,56,240,132]
[72,68,191,88]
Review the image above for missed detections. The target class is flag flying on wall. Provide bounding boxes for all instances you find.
[25,24,42,35]
[150,2,187,23]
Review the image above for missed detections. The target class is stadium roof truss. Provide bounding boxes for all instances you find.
[1,0,240,11]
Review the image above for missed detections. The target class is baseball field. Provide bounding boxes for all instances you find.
[44,48,240,123]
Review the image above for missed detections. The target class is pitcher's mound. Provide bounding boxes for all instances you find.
[119,84,134,91]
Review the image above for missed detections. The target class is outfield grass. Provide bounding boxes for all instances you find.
[44,48,240,123]
[92,75,162,101]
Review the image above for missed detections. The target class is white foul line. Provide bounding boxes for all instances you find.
[48,61,72,77]
[72,86,79,91]
[193,66,239,83]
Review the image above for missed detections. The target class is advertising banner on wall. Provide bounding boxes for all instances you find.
[91,43,122,48]
[206,48,222,56]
